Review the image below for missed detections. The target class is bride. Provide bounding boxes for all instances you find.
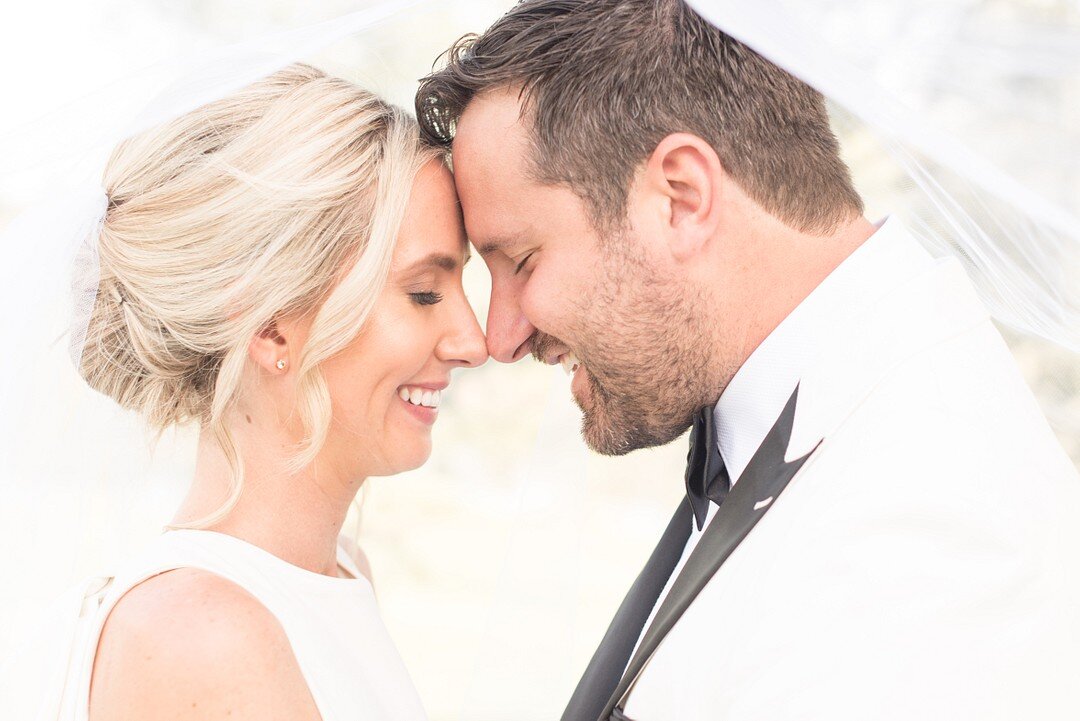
[71,63,485,720]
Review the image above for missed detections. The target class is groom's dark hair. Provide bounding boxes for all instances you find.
[416,0,863,234]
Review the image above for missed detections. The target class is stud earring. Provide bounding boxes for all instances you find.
[276,359,287,371]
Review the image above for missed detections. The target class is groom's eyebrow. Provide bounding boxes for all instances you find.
[475,232,526,256]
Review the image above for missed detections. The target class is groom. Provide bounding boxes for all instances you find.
[418,1,1080,719]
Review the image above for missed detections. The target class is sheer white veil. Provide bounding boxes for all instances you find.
[689,0,1080,448]
[0,1,1076,719]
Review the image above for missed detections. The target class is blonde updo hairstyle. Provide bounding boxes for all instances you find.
[80,64,439,527]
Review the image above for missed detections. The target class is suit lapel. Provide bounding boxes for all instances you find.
[602,386,821,719]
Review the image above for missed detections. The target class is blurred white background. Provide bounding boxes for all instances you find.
[0,2,1076,720]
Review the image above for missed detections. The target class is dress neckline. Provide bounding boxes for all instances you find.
[162,528,372,592]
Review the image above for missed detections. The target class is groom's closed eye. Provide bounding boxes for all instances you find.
[474,236,538,280]
[475,230,529,260]
[513,252,534,274]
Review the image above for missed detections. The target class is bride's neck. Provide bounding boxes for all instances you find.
[172,422,366,577]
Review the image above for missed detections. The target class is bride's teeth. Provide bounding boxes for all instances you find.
[400,386,443,408]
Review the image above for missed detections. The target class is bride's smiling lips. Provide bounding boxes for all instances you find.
[396,380,448,425]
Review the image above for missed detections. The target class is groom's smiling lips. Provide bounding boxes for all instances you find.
[528,333,583,377]
[530,331,568,364]
[542,349,569,365]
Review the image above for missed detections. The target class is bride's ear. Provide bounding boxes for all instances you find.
[248,319,293,374]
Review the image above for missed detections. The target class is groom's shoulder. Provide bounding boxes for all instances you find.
[791,255,1067,479]
[834,312,1063,465]
[796,315,1078,523]
[762,319,1080,593]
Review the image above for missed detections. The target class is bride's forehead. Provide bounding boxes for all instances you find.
[394,163,464,237]
[384,213,465,275]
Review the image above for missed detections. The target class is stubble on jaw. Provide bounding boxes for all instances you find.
[531,240,727,456]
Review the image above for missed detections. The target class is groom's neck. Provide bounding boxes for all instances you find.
[705,210,876,382]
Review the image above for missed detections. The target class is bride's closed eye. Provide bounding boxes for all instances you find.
[409,290,444,306]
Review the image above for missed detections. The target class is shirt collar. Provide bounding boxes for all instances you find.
[713,216,934,485]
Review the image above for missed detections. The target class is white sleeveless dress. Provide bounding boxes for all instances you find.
[71,529,429,721]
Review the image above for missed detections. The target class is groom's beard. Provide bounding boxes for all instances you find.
[532,253,723,456]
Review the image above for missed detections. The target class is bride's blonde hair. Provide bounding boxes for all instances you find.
[80,64,438,527]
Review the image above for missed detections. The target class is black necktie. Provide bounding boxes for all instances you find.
[684,405,730,530]
[562,407,733,721]
[560,499,693,721]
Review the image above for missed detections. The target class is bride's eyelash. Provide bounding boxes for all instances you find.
[409,291,443,306]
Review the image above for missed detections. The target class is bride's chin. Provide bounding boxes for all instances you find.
[381,429,434,476]
[378,450,431,477]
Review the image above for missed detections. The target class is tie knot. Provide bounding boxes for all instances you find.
[684,405,728,530]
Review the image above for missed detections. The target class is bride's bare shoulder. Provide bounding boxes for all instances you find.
[89,568,320,720]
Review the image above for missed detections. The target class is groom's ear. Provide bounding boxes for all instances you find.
[642,132,724,263]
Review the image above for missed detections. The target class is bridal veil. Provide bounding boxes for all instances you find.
[0,1,1076,718]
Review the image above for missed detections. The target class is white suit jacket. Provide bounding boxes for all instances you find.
[616,228,1080,720]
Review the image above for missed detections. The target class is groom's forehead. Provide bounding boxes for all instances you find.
[452,92,578,252]
[453,90,531,166]
[453,105,537,241]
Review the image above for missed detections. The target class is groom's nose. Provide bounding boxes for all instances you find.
[485,282,536,363]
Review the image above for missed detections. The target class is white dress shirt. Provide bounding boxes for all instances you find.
[628,216,933,664]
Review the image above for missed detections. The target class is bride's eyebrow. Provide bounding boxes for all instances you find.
[398,252,464,274]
